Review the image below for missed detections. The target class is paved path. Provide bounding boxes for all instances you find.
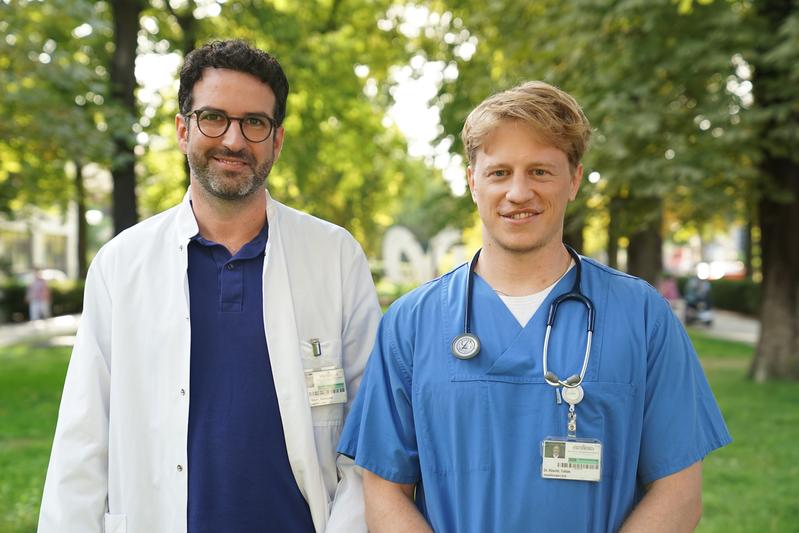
[0,314,81,349]
[670,300,759,345]
[0,305,760,350]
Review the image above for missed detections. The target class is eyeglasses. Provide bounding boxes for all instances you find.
[185,108,277,143]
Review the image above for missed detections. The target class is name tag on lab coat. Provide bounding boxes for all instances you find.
[305,366,347,407]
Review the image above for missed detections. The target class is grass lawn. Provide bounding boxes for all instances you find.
[0,332,797,532]
[689,331,799,533]
[0,343,70,533]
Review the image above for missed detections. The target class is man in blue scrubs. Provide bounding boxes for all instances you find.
[338,82,731,532]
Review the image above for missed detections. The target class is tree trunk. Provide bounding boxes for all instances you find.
[74,161,88,279]
[749,159,799,381]
[109,0,142,235]
[748,0,799,381]
[169,0,198,190]
[607,195,621,269]
[743,208,754,279]
[563,214,584,254]
[626,201,663,285]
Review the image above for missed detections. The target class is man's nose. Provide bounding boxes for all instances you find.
[221,119,248,151]
[506,172,534,203]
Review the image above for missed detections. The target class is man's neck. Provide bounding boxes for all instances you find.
[475,240,571,297]
[190,186,268,255]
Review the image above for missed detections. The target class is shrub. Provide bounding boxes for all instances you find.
[676,276,760,317]
[0,280,85,323]
[709,278,760,316]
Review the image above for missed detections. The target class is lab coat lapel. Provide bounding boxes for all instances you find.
[262,196,329,531]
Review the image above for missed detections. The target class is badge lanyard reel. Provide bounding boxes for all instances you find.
[540,260,603,482]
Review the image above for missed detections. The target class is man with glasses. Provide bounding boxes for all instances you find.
[38,40,380,533]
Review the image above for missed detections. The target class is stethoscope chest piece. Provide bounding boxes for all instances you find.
[451,333,481,359]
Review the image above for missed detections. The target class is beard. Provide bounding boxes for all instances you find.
[188,143,275,201]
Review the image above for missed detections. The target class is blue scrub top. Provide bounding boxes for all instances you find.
[338,257,731,533]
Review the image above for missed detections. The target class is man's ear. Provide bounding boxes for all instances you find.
[176,113,189,154]
[569,163,583,201]
[467,166,477,203]
[272,126,285,161]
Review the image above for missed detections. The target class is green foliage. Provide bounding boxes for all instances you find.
[0,0,115,216]
[2,0,466,255]
[431,0,759,239]
[199,0,450,253]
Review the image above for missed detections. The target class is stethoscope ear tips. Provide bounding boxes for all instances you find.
[544,371,559,384]
[565,375,581,386]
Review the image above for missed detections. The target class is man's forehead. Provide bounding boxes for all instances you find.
[191,67,275,112]
[475,123,569,166]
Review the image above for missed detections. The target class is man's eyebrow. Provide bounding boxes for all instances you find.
[195,106,272,117]
[527,160,558,168]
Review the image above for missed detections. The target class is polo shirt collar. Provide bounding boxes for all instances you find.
[176,187,276,246]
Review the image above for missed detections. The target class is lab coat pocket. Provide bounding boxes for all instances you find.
[103,513,126,533]
[300,338,345,422]
[300,338,344,498]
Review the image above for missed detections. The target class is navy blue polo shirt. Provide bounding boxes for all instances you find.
[186,221,314,533]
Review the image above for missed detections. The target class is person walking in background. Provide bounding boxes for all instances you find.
[38,40,380,533]
[26,269,51,321]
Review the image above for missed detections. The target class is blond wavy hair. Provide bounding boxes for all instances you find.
[461,81,591,172]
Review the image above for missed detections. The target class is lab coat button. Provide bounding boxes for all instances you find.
[177,464,183,472]
[179,388,186,396]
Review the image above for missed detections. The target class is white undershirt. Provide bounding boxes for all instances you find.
[497,261,575,327]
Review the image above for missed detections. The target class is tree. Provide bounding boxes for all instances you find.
[431,0,752,283]
[747,0,799,380]
[108,0,144,234]
[134,0,460,254]
[0,0,116,277]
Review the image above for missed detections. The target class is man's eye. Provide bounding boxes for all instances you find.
[245,116,268,128]
[200,112,225,122]
[490,170,507,177]
[532,169,550,177]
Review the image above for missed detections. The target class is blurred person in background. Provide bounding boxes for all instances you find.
[26,268,52,321]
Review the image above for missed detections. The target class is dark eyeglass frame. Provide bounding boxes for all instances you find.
[184,107,278,143]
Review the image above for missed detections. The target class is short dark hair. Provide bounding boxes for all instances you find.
[178,40,289,126]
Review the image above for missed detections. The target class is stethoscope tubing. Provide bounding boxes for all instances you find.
[453,244,595,388]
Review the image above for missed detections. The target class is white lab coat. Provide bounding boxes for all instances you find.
[38,190,381,533]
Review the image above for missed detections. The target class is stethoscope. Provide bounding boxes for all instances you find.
[450,244,596,389]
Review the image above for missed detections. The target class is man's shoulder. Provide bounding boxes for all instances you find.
[581,256,673,324]
[272,200,359,250]
[95,204,182,260]
[582,256,657,293]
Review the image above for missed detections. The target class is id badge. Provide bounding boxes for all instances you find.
[304,366,347,407]
[541,438,602,482]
